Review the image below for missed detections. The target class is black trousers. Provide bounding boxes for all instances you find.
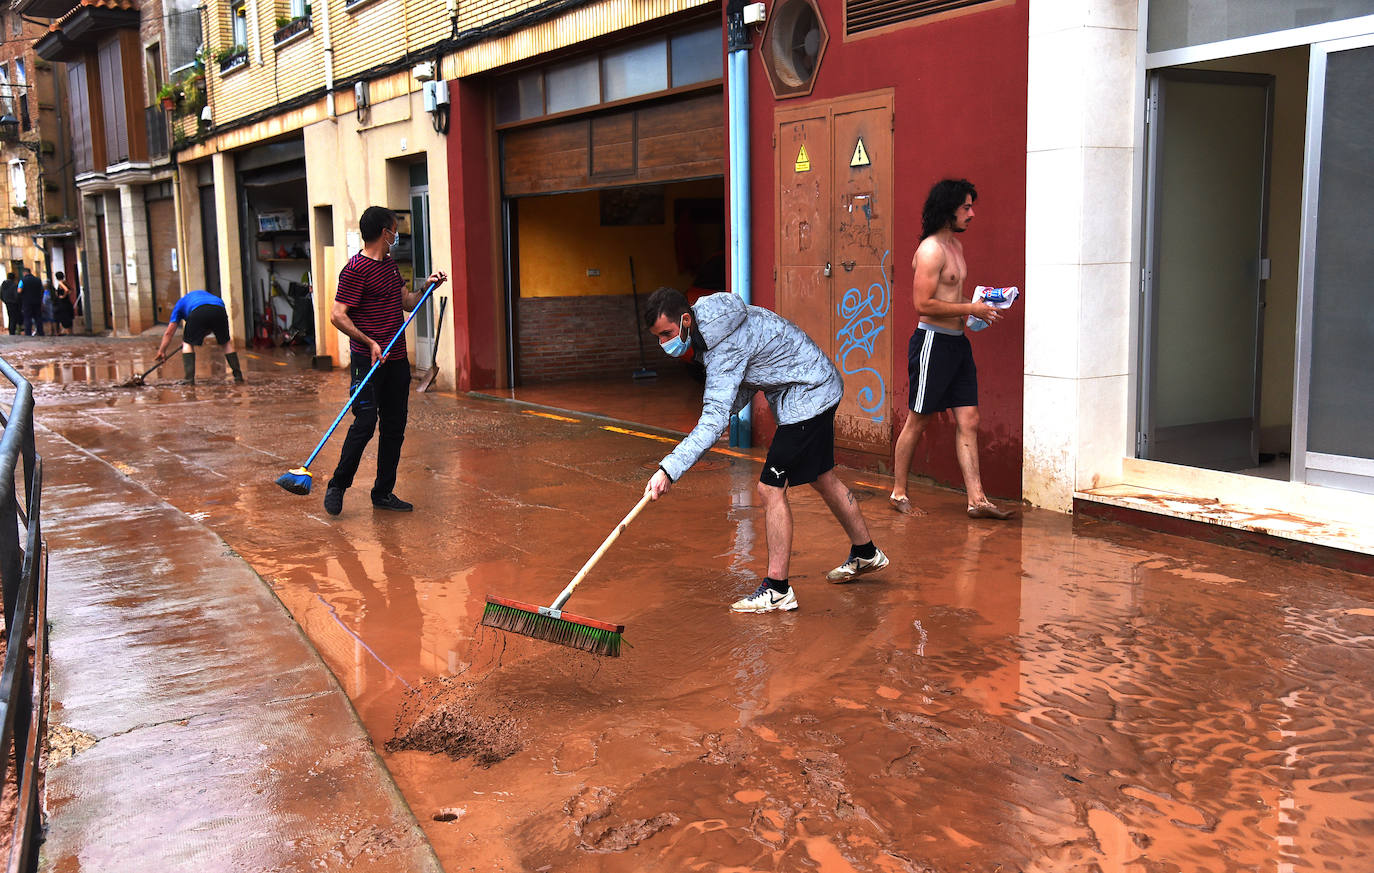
[21,302,42,336]
[327,354,410,499]
[5,303,20,335]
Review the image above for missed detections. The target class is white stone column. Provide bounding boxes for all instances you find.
[79,195,108,334]
[103,191,129,335]
[119,184,153,333]
[211,152,245,345]
[1023,0,1141,512]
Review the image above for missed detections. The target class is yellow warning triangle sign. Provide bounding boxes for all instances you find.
[795,144,811,173]
[850,138,871,168]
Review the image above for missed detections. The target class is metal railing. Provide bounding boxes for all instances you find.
[0,356,47,873]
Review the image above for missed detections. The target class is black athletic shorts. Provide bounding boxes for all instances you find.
[760,404,837,488]
[184,303,230,346]
[908,325,978,414]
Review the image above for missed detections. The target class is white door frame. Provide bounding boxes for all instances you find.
[1293,31,1374,491]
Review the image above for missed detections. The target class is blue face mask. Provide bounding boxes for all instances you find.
[659,316,690,357]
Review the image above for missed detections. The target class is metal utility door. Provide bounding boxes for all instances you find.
[1141,71,1272,471]
[410,180,435,370]
[776,91,894,455]
[1295,36,1374,493]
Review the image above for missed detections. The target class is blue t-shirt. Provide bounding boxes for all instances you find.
[169,290,226,324]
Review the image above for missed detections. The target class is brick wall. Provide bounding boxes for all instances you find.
[517,294,652,383]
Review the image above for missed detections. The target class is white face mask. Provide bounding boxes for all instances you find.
[388,228,400,251]
[659,315,690,357]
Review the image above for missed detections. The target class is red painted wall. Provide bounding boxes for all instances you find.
[743,1,1028,499]
[446,79,501,391]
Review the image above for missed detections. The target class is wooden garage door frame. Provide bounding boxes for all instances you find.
[501,90,725,197]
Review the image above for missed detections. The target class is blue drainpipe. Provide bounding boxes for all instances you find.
[727,2,751,448]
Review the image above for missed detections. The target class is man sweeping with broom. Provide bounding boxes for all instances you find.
[322,206,446,517]
[643,287,891,612]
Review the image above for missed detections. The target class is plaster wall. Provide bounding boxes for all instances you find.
[303,85,453,382]
[750,0,1030,498]
[1023,0,1140,512]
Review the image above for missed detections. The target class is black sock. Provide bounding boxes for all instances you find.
[765,577,789,593]
[850,541,877,560]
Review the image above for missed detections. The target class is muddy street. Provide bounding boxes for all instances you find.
[13,337,1374,872]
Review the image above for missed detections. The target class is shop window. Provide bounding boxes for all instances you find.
[671,25,722,87]
[603,38,667,102]
[492,21,723,127]
[762,0,827,98]
[545,57,599,115]
[494,71,544,125]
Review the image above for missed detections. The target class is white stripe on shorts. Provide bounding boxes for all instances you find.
[914,328,934,413]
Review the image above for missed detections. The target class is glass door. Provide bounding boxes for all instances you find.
[409,162,434,369]
[1140,70,1273,471]
[1295,36,1374,493]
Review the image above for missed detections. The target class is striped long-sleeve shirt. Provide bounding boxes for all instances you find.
[336,252,407,362]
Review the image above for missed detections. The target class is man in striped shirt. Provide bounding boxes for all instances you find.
[323,206,447,516]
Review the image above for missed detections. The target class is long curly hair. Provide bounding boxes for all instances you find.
[921,179,977,239]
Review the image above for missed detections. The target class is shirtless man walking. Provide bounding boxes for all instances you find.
[889,178,1015,520]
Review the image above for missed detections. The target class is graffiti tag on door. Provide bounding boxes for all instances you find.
[835,250,890,422]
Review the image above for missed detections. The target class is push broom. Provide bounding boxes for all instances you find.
[480,492,649,657]
[275,280,438,495]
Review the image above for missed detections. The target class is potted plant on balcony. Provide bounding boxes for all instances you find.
[215,44,247,72]
[157,81,179,111]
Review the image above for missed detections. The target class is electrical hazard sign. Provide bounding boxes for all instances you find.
[795,144,811,173]
[850,137,871,168]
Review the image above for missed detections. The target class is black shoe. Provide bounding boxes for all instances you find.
[372,493,413,512]
[323,486,344,516]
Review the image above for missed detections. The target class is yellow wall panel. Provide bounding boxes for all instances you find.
[518,178,723,299]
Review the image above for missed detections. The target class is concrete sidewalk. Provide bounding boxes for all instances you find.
[36,428,442,872]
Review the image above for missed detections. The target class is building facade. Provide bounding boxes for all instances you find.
[0,5,79,318]
[34,0,196,334]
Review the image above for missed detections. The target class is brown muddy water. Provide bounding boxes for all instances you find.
[11,338,1374,872]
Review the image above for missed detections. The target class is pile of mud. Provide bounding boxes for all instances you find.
[386,676,524,766]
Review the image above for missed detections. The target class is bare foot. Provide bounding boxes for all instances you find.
[967,502,1017,520]
[889,495,928,517]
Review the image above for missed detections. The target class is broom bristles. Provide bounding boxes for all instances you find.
[480,598,623,658]
[276,467,313,495]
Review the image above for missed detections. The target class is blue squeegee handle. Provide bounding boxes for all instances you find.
[301,280,439,469]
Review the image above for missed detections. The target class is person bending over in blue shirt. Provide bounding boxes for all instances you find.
[155,289,245,384]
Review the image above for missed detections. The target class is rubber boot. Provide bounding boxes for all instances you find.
[226,352,244,383]
[181,351,195,384]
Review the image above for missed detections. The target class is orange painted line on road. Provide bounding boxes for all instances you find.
[854,479,887,489]
[710,447,751,459]
[523,410,580,423]
[601,425,677,444]
[245,353,261,360]
[274,361,287,366]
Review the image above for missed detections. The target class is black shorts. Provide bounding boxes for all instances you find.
[760,404,837,488]
[908,326,978,414]
[184,303,230,346]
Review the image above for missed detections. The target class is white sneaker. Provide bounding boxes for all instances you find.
[826,548,889,583]
[730,583,799,613]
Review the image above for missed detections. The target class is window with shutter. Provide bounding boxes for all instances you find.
[98,39,130,165]
[846,0,998,37]
[67,62,93,174]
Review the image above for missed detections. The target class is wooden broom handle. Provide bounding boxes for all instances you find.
[550,492,653,610]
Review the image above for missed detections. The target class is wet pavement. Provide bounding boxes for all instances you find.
[9,334,1374,872]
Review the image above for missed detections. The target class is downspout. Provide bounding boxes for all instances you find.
[319,0,335,116]
[726,0,751,448]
